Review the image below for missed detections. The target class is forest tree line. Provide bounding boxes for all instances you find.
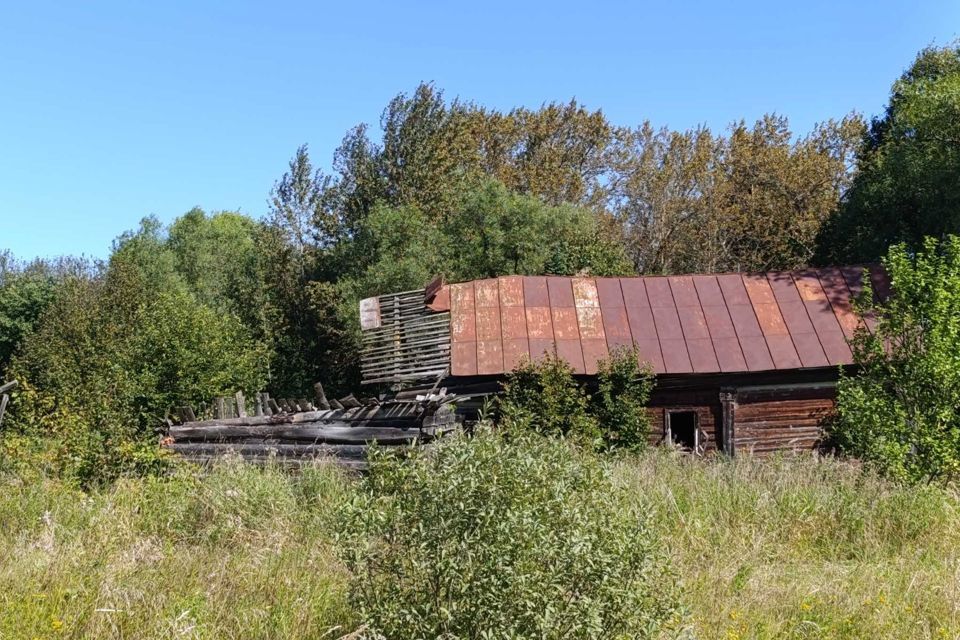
[1,43,958,480]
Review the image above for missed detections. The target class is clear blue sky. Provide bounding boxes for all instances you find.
[2,1,958,261]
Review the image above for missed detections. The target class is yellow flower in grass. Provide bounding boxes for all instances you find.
[801,602,812,611]
[51,618,63,631]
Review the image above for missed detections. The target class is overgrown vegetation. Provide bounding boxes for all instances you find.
[817,43,960,263]
[498,348,654,452]
[4,39,960,639]
[2,43,959,479]
[831,236,960,483]
[3,450,959,639]
[339,430,680,639]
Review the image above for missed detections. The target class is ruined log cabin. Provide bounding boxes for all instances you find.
[360,266,891,456]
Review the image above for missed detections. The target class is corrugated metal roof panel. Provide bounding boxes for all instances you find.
[433,267,884,378]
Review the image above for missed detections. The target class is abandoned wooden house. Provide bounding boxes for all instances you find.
[164,265,887,465]
[360,266,890,457]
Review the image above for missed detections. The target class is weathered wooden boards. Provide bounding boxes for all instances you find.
[0,380,17,428]
[361,287,452,385]
[171,389,375,425]
[164,391,464,468]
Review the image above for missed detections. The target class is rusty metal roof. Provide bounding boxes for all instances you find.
[433,267,888,377]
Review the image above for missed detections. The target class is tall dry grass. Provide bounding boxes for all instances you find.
[2,449,959,639]
[616,450,960,640]
[0,460,356,639]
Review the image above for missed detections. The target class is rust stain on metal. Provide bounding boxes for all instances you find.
[572,278,600,307]
[475,279,500,308]
[576,307,605,340]
[499,276,525,307]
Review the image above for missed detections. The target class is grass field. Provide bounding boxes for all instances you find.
[2,450,958,639]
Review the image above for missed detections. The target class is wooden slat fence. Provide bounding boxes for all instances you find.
[360,288,451,385]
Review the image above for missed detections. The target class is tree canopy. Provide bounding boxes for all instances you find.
[817,43,960,263]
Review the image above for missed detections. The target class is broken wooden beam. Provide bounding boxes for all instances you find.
[313,382,331,410]
[168,442,369,459]
[168,422,446,445]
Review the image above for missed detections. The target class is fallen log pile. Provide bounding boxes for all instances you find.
[163,384,466,469]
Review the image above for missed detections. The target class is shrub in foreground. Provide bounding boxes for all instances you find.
[338,429,681,639]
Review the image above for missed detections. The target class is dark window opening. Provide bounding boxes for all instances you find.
[668,411,697,451]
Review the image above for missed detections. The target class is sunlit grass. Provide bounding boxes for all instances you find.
[0,460,356,639]
[2,449,959,639]
[615,450,960,640]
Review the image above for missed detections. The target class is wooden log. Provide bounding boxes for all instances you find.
[215,397,227,419]
[174,455,369,471]
[338,394,361,409]
[235,392,247,418]
[171,406,411,429]
[169,443,369,458]
[278,398,293,413]
[254,395,264,417]
[174,407,188,424]
[0,394,8,428]
[169,422,439,444]
[259,393,272,416]
[314,383,331,410]
[267,397,281,415]
[0,380,18,395]
[329,397,345,410]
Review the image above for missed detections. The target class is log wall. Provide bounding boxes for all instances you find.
[732,387,837,456]
[643,373,839,457]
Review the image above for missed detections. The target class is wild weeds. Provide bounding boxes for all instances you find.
[2,450,959,639]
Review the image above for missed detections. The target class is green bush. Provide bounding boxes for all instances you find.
[831,236,960,483]
[499,348,654,452]
[592,348,655,451]
[498,352,602,447]
[3,221,268,484]
[338,430,681,639]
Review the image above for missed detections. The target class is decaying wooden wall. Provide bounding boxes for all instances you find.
[360,286,451,386]
[642,372,839,457]
[646,388,723,453]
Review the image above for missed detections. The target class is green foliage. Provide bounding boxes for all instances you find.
[499,348,654,452]
[0,270,58,375]
[831,236,960,484]
[451,180,632,278]
[817,42,960,263]
[337,179,631,302]
[309,82,858,278]
[592,348,655,451]
[618,114,863,274]
[4,219,268,483]
[499,353,602,447]
[0,253,93,375]
[338,430,681,639]
[167,208,266,320]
